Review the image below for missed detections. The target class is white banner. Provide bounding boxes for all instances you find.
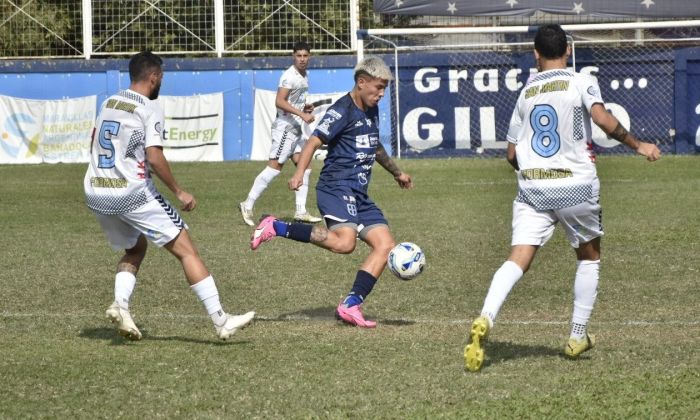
[0,95,96,164]
[251,89,345,161]
[156,93,224,162]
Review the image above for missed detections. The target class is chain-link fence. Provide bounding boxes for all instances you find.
[4,0,684,59]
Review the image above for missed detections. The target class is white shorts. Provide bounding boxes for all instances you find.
[94,195,187,251]
[511,197,603,248]
[269,125,303,164]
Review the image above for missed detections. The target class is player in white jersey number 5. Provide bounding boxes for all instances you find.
[239,41,322,225]
[84,51,254,341]
[464,25,661,372]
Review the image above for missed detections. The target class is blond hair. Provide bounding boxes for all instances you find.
[354,56,393,81]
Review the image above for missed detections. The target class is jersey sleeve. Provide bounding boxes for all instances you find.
[506,94,524,144]
[144,106,165,148]
[279,68,295,89]
[577,74,604,112]
[311,105,347,144]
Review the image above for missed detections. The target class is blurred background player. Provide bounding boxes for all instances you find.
[249,56,413,328]
[239,41,322,226]
[464,24,661,372]
[84,51,254,341]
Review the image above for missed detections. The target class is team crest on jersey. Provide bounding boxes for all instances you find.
[587,86,600,97]
[316,117,334,135]
[355,134,371,148]
[366,118,372,127]
[155,122,162,134]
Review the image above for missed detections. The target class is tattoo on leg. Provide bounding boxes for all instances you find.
[117,262,139,275]
[311,225,329,243]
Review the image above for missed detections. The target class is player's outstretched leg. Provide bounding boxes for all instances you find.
[216,311,256,340]
[464,315,491,372]
[250,215,277,250]
[105,301,142,341]
[564,333,595,359]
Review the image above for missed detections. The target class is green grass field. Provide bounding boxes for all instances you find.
[1,156,698,418]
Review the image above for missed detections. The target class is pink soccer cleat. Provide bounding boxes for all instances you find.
[335,302,377,328]
[250,215,277,250]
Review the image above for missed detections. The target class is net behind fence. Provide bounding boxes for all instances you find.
[365,26,700,157]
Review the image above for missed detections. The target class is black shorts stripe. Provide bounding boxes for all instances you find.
[156,195,185,229]
[273,129,290,159]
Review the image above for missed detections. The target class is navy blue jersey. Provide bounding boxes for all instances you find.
[312,94,380,191]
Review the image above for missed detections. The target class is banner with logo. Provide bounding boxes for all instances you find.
[0,95,96,164]
[252,89,345,160]
[395,50,676,157]
[157,93,224,162]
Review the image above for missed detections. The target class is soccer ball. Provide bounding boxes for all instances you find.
[387,242,425,280]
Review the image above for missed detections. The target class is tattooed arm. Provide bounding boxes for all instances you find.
[590,103,660,161]
[375,143,413,189]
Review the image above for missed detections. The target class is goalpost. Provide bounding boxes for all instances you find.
[358,20,700,158]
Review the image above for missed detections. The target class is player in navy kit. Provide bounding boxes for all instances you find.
[250,56,413,328]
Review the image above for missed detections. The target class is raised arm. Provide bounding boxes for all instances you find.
[590,104,660,162]
[276,87,314,124]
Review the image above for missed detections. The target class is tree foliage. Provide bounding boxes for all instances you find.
[0,0,402,58]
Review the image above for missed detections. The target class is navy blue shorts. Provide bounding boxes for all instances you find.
[316,185,387,231]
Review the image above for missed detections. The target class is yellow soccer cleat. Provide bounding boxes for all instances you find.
[464,316,490,372]
[564,333,596,359]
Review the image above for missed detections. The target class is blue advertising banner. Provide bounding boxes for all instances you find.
[395,48,677,157]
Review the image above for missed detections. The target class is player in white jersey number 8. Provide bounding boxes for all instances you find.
[464,24,661,372]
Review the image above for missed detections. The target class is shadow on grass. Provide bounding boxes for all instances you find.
[267,306,416,326]
[79,327,250,346]
[480,339,565,369]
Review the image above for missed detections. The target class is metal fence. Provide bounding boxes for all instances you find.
[1,0,686,59]
[0,0,359,58]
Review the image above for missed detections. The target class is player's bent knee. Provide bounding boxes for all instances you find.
[331,240,356,254]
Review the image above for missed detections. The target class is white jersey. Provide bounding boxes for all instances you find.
[507,69,603,210]
[271,65,308,131]
[84,89,165,214]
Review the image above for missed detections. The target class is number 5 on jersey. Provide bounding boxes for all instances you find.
[97,120,121,168]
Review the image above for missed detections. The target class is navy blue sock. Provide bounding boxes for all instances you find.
[344,270,377,307]
[272,220,312,242]
[287,222,312,242]
[272,219,289,237]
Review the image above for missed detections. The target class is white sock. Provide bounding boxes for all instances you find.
[480,261,524,328]
[245,166,280,209]
[114,271,136,310]
[570,259,600,339]
[190,275,225,325]
[295,168,311,214]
